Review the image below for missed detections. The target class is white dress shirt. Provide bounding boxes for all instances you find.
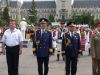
[2,28,23,46]
[41,29,45,36]
[69,31,74,37]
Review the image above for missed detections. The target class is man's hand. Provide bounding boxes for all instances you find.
[19,50,22,55]
[62,54,66,60]
[2,48,6,55]
[33,53,36,56]
[92,56,96,60]
[0,49,2,55]
[2,51,5,55]
[0,52,2,55]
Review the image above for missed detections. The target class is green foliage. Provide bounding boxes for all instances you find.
[28,15,37,24]
[26,18,32,25]
[28,0,37,24]
[1,19,8,26]
[0,20,1,26]
[2,7,9,26]
[70,11,94,28]
[48,14,55,22]
[15,16,20,26]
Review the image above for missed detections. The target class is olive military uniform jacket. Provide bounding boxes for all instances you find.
[91,32,100,59]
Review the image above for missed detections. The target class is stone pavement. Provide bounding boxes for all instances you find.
[0,47,92,75]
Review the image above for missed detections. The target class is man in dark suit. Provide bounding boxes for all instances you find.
[32,18,53,75]
[62,22,81,75]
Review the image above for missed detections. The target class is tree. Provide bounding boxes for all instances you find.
[15,16,20,26]
[70,11,94,28]
[28,0,37,24]
[2,7,9,26]
[26,18,32,25]
[48,14,55,22]
[0,9,2,26]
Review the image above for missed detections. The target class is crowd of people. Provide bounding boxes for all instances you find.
[0,17,100,75]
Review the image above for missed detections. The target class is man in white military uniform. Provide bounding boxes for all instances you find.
[19,18,27,39]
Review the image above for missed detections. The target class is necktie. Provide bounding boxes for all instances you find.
[42,29,45,37]
[71,32,74,37]
[43,29,45,33]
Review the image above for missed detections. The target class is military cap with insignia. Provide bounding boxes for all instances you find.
[39,18,48,24]
[60,20,65,24]
[67,22,75,27]
[96,22,100,27]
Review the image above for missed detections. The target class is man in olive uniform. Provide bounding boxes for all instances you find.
[32,18,53,75]
[62,22,81,75]
[91,22,100,75]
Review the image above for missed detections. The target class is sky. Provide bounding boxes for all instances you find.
[23,0,74,5]
[16,0,54,1]
[23,0,54,1]
[17,0,55,1]
[12,0,74,5]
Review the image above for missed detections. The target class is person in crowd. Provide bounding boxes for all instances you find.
[1,19,23,75]
[62,22,81,75]
[19,18,27,39]
[84,26,91,55]
[51,26,58,54]
[91,22,100,75]
[80,26,85,55]
[32,18,53,75]
[57,21,66,61]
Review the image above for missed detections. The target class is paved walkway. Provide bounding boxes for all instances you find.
[0,47,92,75]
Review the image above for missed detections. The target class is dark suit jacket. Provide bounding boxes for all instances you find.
[33,29,53,57]
[62,32,81,57]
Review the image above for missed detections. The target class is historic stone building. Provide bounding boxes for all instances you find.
[0,0,100,20]
[21,1,56,20]
[72,0,100,20]
[56,0,72,20]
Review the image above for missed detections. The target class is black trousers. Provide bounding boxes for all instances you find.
[6,45,19,75]
[65,56,78,75]
[37,57,49,75]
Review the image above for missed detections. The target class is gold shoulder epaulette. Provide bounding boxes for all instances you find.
[48,30,51,32]
[63,32,67,35]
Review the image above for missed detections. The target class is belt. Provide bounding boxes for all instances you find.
[6,45,19,48]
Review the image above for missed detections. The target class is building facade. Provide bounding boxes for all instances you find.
[0,0,100,20]
[72,0,100,20]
